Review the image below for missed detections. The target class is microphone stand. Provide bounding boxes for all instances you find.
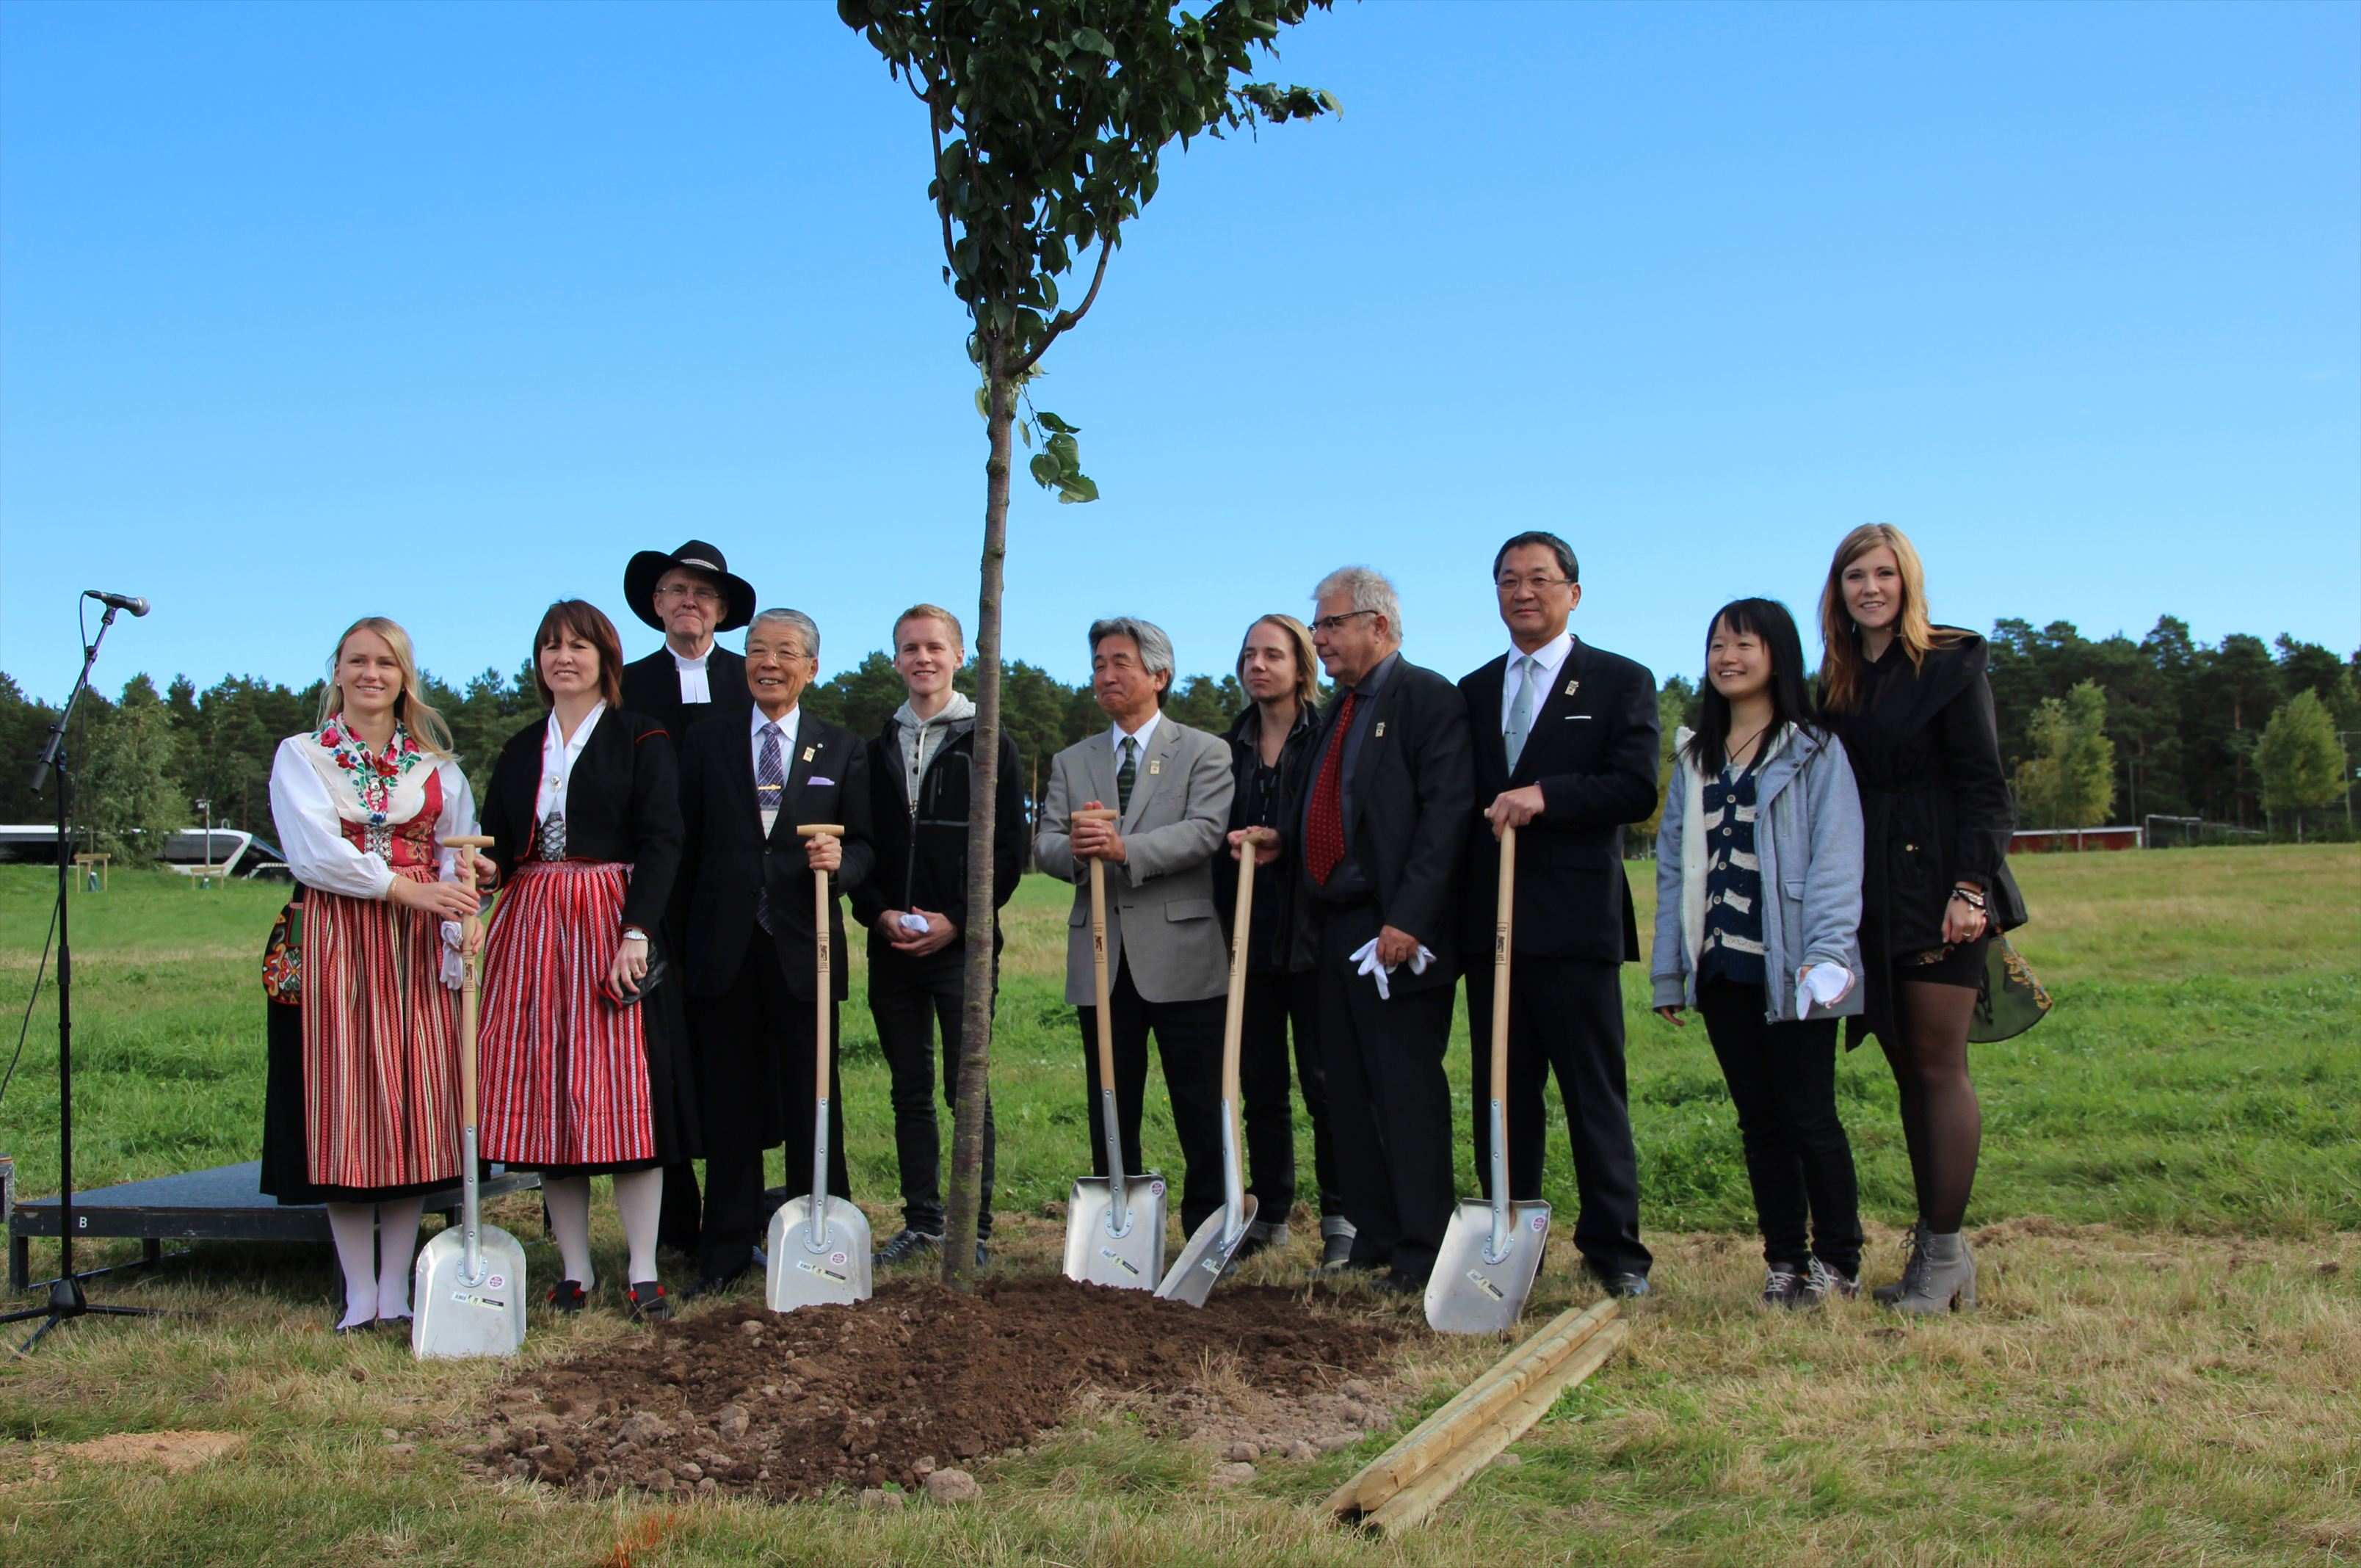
[2,603,170,1350]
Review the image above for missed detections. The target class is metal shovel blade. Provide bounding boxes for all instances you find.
[764,1195,873,1313]
[411,1222,528,1359]
[1425,1197,1551,1335]
[1155,1192,1258,1307]
[1060,1174,1167,1291]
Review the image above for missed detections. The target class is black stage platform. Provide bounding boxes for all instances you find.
[8,1161,543,1292]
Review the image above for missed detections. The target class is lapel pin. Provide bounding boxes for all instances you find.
[1374,722,1386,738]
[1564,679,1581,698]
[1148,759,1162,776]
[802,746,816,763]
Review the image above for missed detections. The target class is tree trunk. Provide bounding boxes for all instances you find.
[941,360,1015,1291]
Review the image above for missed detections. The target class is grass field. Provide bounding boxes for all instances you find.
[0,846,2355,1564]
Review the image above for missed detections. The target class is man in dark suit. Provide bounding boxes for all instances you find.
[618,537,758,1257]
[675,608,874,1294]
[1459,531,1661,1296]
[1239,567,1472,1293]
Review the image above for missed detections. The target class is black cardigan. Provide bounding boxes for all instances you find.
[479,707,683,937]
[1824,631,2025,960]
[846,711,1028,956]
[1214,700,1320,975]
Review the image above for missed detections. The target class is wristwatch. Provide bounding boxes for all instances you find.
[621,926,650,944]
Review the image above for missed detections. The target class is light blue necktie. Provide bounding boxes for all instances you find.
[1504,655,1539,772]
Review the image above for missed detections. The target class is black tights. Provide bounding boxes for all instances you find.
[1878,979,1981,1235]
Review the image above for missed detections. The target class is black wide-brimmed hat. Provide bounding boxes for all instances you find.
[623,539,757,634]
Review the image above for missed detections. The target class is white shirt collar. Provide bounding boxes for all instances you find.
[1109,710,1161,756]
[670,641,714,672]
[1507,631,1575,680]
[751,703,802,744]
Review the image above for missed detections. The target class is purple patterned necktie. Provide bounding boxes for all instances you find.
[755,721,786,932]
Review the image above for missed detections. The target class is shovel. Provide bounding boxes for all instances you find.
[766,824,872,1312]
[1426,823,1551,1335]
[1155,828,1265,1304]
[413,833,528,1360]
[1061,807,1167,1291]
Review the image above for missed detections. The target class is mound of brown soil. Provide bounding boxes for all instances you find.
[473,1278,1403,1502]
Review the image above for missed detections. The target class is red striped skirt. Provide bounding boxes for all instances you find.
[300,867,462,1191]
[477,860,656,1169]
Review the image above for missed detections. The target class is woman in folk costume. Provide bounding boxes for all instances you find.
[476,600,694,1322]
[267,616,486,1334]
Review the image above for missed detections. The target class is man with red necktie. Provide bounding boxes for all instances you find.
[1236,567,1472,1294]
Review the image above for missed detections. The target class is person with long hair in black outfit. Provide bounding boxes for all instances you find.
[1651,599,1867,1307]
[1817,524,2025,1313]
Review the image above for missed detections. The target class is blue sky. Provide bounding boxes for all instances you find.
[4,0,2356,708]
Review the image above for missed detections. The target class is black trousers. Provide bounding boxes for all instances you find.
[1465,954,1651,1279]
[1316,904,1457,1280]
[1697,977,1863,1274]
[869,945,995,1240]
[1238,967,1342,1222]
[1076,956,1226,1235]
[692,934,848,1280]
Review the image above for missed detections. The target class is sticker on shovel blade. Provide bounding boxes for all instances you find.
[1098,1248,1142,1277]
[485,1274,507,1289]
[450,1290,509,1310]
[1463,1271,1506,1302]
[1147,1180,1167,1197]
[796,1260,850,1284]
[1531,1215,1545,1232]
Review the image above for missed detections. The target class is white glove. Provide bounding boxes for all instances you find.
[439,920,465,990]
[898,912,932,935]
[1348,936,1435,1001]
[1794,962,1852,1019]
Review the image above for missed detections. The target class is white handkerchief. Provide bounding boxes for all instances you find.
[898,912,932,935]
[1347,936,1436,1001]
[1794,963,1852,1020]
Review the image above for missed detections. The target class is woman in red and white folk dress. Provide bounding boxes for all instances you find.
[476,601,694,1322]
[268,617,487,1334]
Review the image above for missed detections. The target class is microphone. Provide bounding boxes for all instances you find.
[84,590,150,617]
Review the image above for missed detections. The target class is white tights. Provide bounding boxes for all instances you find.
[543,1169,664,1293]
[324,1197,425,1329]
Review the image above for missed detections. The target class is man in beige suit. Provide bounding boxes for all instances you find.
[1035,616,1237,1238]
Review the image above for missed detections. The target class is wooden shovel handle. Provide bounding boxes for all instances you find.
[1491,825,1515,1111]
[796,827,841,1104]
[1081,810,1118,1108]
[1220,830,1269,1163]
[443,835,494,1132]
[1072,807,1119,823]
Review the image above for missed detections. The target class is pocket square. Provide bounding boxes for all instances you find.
[1562,714,1594,722]
[807,775,835,787]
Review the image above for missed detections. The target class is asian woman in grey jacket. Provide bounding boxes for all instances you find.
[1652,599,1867,1307]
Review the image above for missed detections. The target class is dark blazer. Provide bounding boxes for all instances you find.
[1285,655,1474,991]
[1213,701,1320,976]
[479,707,682,937]
[846,710,1029,953]
[1458,637,1661,963]
[620,645,752,748]
[676,708,874,1002]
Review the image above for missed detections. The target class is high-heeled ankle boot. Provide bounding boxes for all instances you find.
[1872,1221,1928,1305]
[1886,1230,1976,1313]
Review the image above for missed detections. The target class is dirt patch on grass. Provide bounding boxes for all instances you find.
[470,1277,1404,1502]
[62,1430,247,1473]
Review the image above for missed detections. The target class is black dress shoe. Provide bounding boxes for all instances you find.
[625,1280,672,1323]
[1369,1268,1428,1297]
[686,1264,752,1300]
[1599,1271,1652,1299]
[545,1280,589,1313]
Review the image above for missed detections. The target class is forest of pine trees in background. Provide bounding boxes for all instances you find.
[1,613,2354,862]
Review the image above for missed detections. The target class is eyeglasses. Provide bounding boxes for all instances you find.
[1495,574,1571,595]
[1310,609,1379,635]
[657,584,725,605]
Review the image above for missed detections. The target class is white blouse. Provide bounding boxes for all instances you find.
[534,702,606,826]
[268,735,478,900]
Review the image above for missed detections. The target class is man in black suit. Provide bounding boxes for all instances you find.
[618,538,758,1257]
[1238,567,1472,1293]
[675,608,874,1293]
[1459,531,1661,1296]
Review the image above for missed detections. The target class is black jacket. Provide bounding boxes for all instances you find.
[1823,631,2024,959]
[676,708,874,1001]
[620,645,751,749]
[479,708,681,937]
[846,707,1029,962]
[1284,655,1474,990]
[1214,701,1320,975]
[1457,638,1661,963]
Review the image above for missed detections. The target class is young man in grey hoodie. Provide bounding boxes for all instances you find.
[849,604,1030,1267]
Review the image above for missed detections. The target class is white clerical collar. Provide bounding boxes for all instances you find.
[1109,711,1161,756]
[671,643,714,672]
[1506,631,1575,679]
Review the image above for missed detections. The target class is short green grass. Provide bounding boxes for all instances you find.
[0,846,2354,1565]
